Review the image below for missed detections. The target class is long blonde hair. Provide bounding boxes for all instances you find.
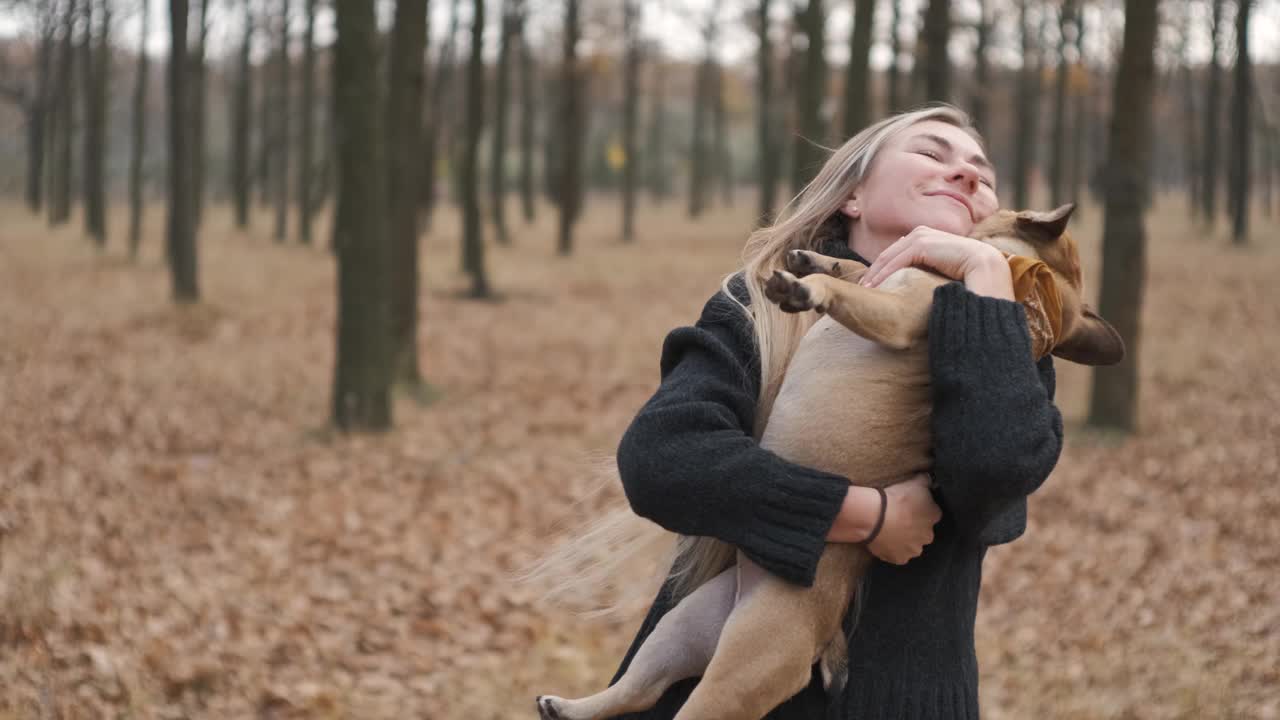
[524,105,984,616]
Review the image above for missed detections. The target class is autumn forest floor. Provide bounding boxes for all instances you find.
[0,194,1277,719]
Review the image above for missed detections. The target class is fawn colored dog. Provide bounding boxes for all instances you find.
[536,204,1123,720]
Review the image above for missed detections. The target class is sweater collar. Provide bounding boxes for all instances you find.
[817,237,872,267]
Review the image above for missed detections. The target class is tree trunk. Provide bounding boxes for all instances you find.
[1201,0,1224,224]
[26,25,55,213]
[1068,2,1088,210]
[620,0,639,241]
[646,57,669,202]
[791,0,826,195]
[1229,0,1251,245]
[1049,0,1075,207]
[1012,0,1040,210]
[713,63,732,207]
[843,0,875,136]
[461,0,490,292]
[970,0,989,134]
[556,0,581,256]
[921,0,949,104]
[81,0,108,247]
[886,0,902,114]
[1087,0,1159,433]
[517,11,535,223]
[387,0,429,386]
[190,0,208,228]
[50,0,77,227]
[232,0,252,228]
[273,0,291,242]
[168,0,198,301]
[129,0,150,258]
[689,50,711,218]
[332,0,394,430]
[1176,3,1200,218]
[422,0,458,230]
[490,0,517,245]
[757,0,777,223]
[298,0,317,244]
[256,28,272,208]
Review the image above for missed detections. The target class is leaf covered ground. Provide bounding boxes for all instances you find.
[0,197,1277,719]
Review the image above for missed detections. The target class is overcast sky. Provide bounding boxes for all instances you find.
[2,0,1277,72]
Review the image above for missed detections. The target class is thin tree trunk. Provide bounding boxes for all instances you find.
[332,0,394,430]
[1049,0,1075,207]
[646,57,668,202]
[556,0,581,256]
[461,0,490,292]
[620,0,639,241]
[791,0,826,195]
[1068,2,1087,210]
[1176,4,1200,218]
[886,0,902,114]
[490,0,517,245]
[971,0,989,134]
[843,0,875,136]
[1229,0,1251,244]
[274,0,291,242]
[50,0,77,226]
[386,0,429,387]
[1087,0,1159,432]
[82,0,108,246]
[921,0,949,103]
[1201,0,1224,224]
[232,0,252,228]
[517,10,535,223]
[26,25,55,213]
[757,0,776,223]
[168,0,198,301]
[689,49,711,218]
[190,0,208,228]
[256,34,272,208]
[298,0,317,244]
[129,0,150,258]
[422,0,458,229]
[1013,0,1040,210]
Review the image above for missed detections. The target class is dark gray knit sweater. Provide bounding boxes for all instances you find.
[608,238,1064,719]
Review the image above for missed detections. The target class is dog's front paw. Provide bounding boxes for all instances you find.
[765,270,824,313]
[785,249,843,278]
[536,695,565,720]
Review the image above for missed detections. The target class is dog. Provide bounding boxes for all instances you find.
[535,203,1124,720]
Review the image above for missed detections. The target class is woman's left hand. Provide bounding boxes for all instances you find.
[859,226,1015,300]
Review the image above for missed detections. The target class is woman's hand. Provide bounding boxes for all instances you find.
[859,226,1015,300]
[829,475,942,564]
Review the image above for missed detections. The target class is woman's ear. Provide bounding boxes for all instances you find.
[839,196,861,220]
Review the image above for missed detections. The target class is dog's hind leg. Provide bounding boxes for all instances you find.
[536,567,737,720]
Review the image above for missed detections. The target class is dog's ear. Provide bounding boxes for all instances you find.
[1015,203,1076,240]
[1053,305,1125,366]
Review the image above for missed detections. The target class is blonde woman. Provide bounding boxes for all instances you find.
[603,105,1064,720]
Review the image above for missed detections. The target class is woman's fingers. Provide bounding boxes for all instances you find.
[862,235,918,288]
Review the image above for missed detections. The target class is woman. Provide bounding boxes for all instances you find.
[609,105,1063,719]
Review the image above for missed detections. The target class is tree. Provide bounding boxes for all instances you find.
[790,0,826,194]
[49,0,77,226]
[921,0,949,103]
[886,0,903,113]
[0,2,58,215]
[1067,0,1089,208]
[168,0,198,301]
[970,0,990,133]
[712,60,732,206]
[1012,0,1041,210]
[757,0,778,222]
[129,0,150,258]
[231,0,252,228]
[273,0,291,242]
[298,0,318,244]
[1087,0,1160,432]
[190,0,208,227]
[646,53,670,202]
[688,8,717,219]
[460,0,490,292]
[517,7,535,222]
[1048,0,1077,207]
[386,0,429,387]
[422,0,458,230]
[843,0,875,136]
[1228,0,1252,244]
[557,0,582,255]
[331,0,394,430]
[1173,0,1200,218]
[490,0,520,245]
[1201,0,1224,223]
[620,0,640,241]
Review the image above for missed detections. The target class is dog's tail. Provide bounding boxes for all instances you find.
[513,457,679,620]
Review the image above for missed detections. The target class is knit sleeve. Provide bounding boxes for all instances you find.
[616,277,851,587]
[927,281,1064,544]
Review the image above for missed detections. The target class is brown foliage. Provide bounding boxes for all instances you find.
[0,197,1277,718]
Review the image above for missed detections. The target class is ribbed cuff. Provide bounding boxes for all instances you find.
[738,467,849,587]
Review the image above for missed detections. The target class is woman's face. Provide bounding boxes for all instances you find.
[843,120,999,238]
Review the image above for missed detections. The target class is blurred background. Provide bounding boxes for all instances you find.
[0,0,1278,717]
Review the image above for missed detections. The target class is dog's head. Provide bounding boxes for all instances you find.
[971,203,1125,366]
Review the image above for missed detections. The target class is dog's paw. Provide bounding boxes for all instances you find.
[536,695,565,720]
[765,270,823,313]
[785,249,842,278]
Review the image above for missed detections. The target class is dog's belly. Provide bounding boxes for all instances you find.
[761,315,932,488]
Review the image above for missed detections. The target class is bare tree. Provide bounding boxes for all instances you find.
[273,0,291,242]
[517,8,535,222]
[843,0,875,136]
[1228,0,1252,244]
[1087,0,1160,432]
[621,0,640,241]
[921,0,949,103]
[49,0,77,226]
[557,0,582,255]
[970,0,990,133]
[168,0,198,301]
[1012,0,1041,209]
[712,60,732,206]
[80,0,110,246]
[0,2,58,215]
[1174,0,1200,217]
[1049,0,1077,207]
[129,0,151,258]
[422,0,457,229]
[461,0,490,291]
[886,0,903,113]
[646,53,670,202]
[490,0,519,245]
[387,0,429,386]
[298,0,317,244]
[1201,0,1224,223]
[688,7,717,218]
[757,0,778,222]
[231,0,252,228]
[331,0,394,430]
[790,0,826,194]
[189,0,207,227]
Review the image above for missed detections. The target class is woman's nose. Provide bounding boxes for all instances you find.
[949,165,979,192]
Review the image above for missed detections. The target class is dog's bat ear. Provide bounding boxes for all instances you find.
[1053,304,1125,366]
[1015,203,1076,240]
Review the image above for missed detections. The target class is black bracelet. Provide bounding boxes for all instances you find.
[859,487,888,547]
